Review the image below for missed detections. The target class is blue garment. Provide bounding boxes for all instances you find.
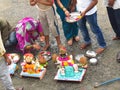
[55,0,79,40]
[107,7,120,37]
[9,31,17,45]
[78,12,106,48]
[5,31,17,47]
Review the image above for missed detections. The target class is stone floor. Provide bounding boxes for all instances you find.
[0,0,120,90]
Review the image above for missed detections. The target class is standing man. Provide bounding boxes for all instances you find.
[0,17,23,90]
[104,0,120,40]
[76,0,107,54]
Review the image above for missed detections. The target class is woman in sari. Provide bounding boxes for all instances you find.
[15,17,45,53]
[55,0,80,45]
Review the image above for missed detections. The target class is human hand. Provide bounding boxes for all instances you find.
[6,59,11,65]
[40,36,45,42]
[80,11,86,18]
[108,0,115,7]
[65,10,70,17]
[4,54,11,65]
[33,43,41,50]
[30,0,37,6]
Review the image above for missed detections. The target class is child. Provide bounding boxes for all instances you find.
[30,0,61,50]
[0,17,23,90]
[76,0,107,54]
[55,0,80,45]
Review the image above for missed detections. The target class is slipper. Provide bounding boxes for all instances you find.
[95,47,106,54]
[80,43,91,49]
[112,37,120,40]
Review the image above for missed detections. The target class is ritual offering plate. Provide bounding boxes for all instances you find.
[21,53,47,79]
[86,50,97,58]
[20,68,46,80]
[39,51,51,61]
[89,58,98,65]
[54,67,86,82]
[54,45,87,82]
[66,12,82,23]
[7,53,20,63]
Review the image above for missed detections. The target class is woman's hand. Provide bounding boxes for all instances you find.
[64,10,70,17]
[40,36,45,42]
[33,43,41,50]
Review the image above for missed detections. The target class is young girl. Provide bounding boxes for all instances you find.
[30,0,61,50]
[55,0,80,45]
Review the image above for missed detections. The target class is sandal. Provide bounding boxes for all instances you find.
[80,43,91,49]
[95,47,106,54]
[67,38,73,46]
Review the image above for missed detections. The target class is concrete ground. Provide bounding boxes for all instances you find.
[0,0,120,90]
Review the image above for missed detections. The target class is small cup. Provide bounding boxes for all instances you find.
[89,58,98,65]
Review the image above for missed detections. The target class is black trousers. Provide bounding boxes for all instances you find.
[107,7,120,37]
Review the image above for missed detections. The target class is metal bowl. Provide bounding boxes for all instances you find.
[86,50,97,58]
[89,58,98,65]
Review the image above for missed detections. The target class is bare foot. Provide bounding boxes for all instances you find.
[42,44,50,51]
[33,44,41,50]
[80,43,91,49]
[112,37,120,40]
[95,47,106,54]
[58,44,63,49]
[67,38,73,46]
[16,87,24,90]
[74,36,80,41]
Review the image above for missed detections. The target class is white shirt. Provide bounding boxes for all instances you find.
[76,0,97,15]
[104,0,120,9]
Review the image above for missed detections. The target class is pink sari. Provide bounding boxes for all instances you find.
[15,17,43,53]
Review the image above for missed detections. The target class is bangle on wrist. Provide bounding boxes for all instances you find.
[61,6,64,9]
[63,7,66,12]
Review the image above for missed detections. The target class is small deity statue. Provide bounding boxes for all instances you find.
[21,53,36,73]
[53,45,79,75]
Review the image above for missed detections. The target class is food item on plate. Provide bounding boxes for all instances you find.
[66,12,81,23]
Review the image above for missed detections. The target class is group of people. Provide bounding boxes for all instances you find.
[0,0,120,90]
[55,0,119,54]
